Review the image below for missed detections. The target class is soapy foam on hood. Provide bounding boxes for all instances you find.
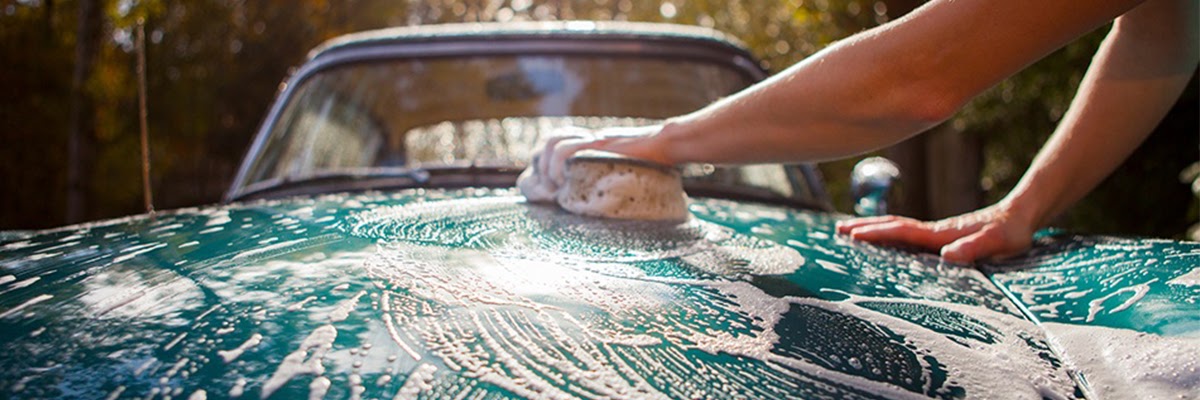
[376,255,1075,398]
[363,249,1075,398]
[1043,322,1200,400]
[343,195,1081,398]
[1168,266,1200,286]
[0,190,1105,399]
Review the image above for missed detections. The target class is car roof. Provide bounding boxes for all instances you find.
[308,21,755,61]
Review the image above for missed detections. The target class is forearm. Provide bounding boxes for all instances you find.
[635,0,1143,165]
[1004,0,1199,229]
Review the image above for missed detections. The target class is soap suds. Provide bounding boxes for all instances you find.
[347,373,365,400]
[328,290,364,322]
[261,325,338,399]
[382,313,421,361]
[164,332,188,351]
[229,378,247,398]
[1086,279,1155,322]
[1044,322,1200,400]
[392,363,437,400]
[287,296,317,312]
[1168,267,1200,286]
[0,294,53,319]
[105,386,126,400]
[164,357,190,380]
[341,193,1084,398]
[233,238,308,261]
[218,333,264,363]
[815,259,849,275]
[7,191,1169,399]
[365,236,1073,399]
[308,376,331,400]
[113,242,168,264]
[204,210,231,227]
[3,276,40,292]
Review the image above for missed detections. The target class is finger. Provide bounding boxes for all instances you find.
[940,225,1009,264]
[848,220,966,251]
[548,138,608,186]
[835,216,902,234]
[538,134,582,181]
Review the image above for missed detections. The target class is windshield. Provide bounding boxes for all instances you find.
[239,54,813,203]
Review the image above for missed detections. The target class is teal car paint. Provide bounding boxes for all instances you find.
[3,190,1196,398]
[2,22,1197,399]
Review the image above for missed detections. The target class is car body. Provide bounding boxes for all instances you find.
[1,22,1197,400]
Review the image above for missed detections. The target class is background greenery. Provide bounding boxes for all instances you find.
[1,0,1195,237]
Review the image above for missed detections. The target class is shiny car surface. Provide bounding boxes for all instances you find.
[1,22,1197,400]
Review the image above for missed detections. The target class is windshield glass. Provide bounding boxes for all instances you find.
[241,54,810,202]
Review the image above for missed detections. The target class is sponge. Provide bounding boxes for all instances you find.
[553,150,689,221]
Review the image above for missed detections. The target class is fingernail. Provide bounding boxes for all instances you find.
[940,247,969,264]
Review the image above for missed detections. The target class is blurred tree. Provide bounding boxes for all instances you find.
[65,0,103,223]
[1,0,75,227]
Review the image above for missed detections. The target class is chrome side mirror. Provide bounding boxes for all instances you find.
[851,157,901,217]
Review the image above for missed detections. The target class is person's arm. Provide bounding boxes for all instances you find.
[541,0,1147,184]
[839,0,1199,262]
[604,0,1145,163]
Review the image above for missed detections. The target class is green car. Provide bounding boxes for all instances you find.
[1,22,1196,400]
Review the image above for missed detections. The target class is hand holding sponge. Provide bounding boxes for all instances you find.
[517,128,689,222]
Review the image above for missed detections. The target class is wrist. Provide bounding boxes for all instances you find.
[653,114,710,165]
[998,189,1052,232]
[650,118,690,165]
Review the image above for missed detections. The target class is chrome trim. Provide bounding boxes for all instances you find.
[308,21,753,58]
[851,157,901,216]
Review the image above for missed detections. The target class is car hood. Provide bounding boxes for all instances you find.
[1,188,1197,399]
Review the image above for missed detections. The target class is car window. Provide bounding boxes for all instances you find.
[241,54,811,203]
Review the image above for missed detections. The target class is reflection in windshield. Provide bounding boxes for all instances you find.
[518,57,584,116]
[238,55,809,202]
[401,117,650,167]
